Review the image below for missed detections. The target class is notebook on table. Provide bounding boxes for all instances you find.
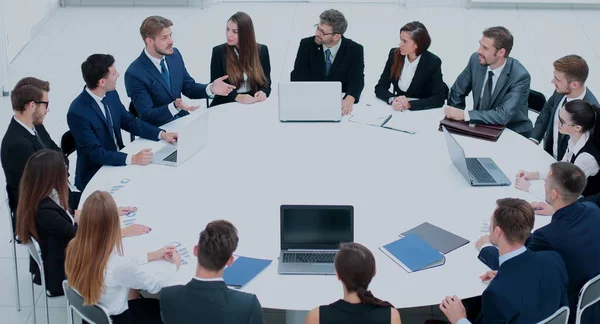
[401,222,470,254]
[379,233,445,273]
[224,256,272,288]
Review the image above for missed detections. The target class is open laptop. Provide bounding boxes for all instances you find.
[151,111,209,167]
[442,126,511,186]
[278,82,342,122]
[278,205,353,275]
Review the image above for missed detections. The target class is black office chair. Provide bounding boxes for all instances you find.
[63,280,112,324]
[528,90,547,114]
[61,131,76,157]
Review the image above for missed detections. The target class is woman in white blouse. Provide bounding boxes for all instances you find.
[375,21,448,111]
[516,100,600,198]
[65,191,180,324]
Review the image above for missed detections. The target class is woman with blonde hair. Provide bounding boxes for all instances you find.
[65,191,180,323]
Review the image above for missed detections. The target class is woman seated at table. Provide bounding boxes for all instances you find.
[516,100,600,198]
[374,21,447,111]
[305,243,401,324]
[65,191,180,323]
[209,11,271,107]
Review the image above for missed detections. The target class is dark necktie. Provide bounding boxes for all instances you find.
[160,59,171,91]
[33,129,46,148]
[325,49,332,77]
[100,97,115,143]
[478,71,494,110]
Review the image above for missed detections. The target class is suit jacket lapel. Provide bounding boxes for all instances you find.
[314,42,326,79]
[10,119,42,149]
[490,59,512,106]
[328,37,347,78]
[473,64,487,109]
[140,51,173,97]
[406,52,427,94]
[82,89,110,130]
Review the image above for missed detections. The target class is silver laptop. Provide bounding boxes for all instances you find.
[151,111,209,167]
[278,82,342,122]
[442,126,511,186]
[278,205,353,275]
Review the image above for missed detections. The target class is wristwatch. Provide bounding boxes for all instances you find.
[173,100,181,111]
[387,97,395,105]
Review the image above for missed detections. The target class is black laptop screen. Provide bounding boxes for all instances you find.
[280,205,354,250]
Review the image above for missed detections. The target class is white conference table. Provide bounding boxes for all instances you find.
[80,95,554,311]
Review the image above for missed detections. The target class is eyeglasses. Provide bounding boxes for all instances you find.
[314,24,338,36]
[34,100,49,109]
[558,115,575,128]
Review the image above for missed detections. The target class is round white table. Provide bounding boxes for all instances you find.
[81,95,554,311]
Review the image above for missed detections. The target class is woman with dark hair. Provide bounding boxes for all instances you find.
[517,99,600,197]
[210,12,271,107]
[305,243,401,324]
[375,21,447,111]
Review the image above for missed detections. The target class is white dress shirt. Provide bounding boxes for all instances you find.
[397,55,421,92]
[323,38,342,65]
[233,48,250,94]
[13,116,36,136]
[464,61,507,121]
[143,49,214,116]
[99,251,176,316]
[457,246,527,324]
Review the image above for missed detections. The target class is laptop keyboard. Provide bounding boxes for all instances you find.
[466,158,497,183]
[282,252,336,264]
[163,150,178,162]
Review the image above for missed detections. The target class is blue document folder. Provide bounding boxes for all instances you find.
[379,233,445,273]
[224,256,272,288]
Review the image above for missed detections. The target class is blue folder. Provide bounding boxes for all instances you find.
[379,233,445,273]
[224,256,272,288]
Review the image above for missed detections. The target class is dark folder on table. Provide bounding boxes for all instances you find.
[401,222,470,254]
[224,256,272,288]
[379,233,445,273]
[438,118,505,142]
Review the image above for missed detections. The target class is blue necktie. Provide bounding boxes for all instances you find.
[325,49,332,77]
[160,59,171,91]
[101,97,115,143]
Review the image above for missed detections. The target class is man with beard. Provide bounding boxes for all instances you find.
[444,26,532,137]
[125,15,235,127]
[1,77,81,213]
[67,54,178,190]
[290,9,365,116]
[530,55,598,160]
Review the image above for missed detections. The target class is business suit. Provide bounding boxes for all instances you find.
[375,49,448,110]
[290,36,365,103]
[67,88,161,190]
[209,43,272,107]
[474,249,568,324]
[160,279,265,324]
[529,89,599,160]
[30,197,77,294]
[448,53,532,136]
[125,48,210,126]
[478,201,600,323]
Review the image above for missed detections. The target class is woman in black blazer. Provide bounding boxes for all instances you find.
[210,12,271,107]
[375,21,448,111]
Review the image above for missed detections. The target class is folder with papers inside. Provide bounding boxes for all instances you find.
[223,256,272,288]
[379,233,445,273]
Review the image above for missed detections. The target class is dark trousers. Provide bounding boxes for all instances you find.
[110,298,163,324]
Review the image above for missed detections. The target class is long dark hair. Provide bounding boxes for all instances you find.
[225,12,267,92]
[16,149,69,243]
[390,21,431,81]
[563,99,600,147]
[335,243,394,308]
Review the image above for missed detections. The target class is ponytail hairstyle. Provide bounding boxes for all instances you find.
[335,243,394,308]
[390,21,431,81]
[563,99,600,147]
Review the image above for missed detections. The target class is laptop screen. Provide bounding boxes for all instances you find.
[280,205,354,250]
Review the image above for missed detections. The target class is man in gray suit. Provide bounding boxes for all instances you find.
[160,220,265,324]
[530,55,598,160]
[445,26,532,137]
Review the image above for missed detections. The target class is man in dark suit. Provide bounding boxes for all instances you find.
[478,162,600,324]
[67,54,178,190]
[161,220,264,324]
[529,55,598,160]
[440,198,568,324]
[445,26,532,137]
[290,9,364,116]
[125,16,234,126]
[0,77,80,213]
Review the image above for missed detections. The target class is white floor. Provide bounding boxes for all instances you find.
[1,2,600,323]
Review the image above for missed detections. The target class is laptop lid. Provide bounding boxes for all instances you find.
[442,126,471,182]
[278,82,342,122]
[280,205,353,250]
[177,111,210,164]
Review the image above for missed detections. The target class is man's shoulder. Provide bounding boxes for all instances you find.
[342,37,363,51]
[507,57,530,79]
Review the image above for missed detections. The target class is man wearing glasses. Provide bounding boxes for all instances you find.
[290,9,365,116]
[1,77,81,214]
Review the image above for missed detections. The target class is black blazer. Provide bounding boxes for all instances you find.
[290,36,365,102]
[374,49,448,110]
[0,118,63,212]
[160,279,264,324]
[31,197,77,294]
[210,43,272,107]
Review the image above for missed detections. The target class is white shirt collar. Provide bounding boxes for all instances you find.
[498,246,527,267]
[565,88,587,103]
[404,54,421,68]
[85,87,105,103]
[144,48,164,67]
[13,116,36,136]
[324,38,342,59]
[193,277,224,282]
[568,131,591,156]
[487,60,506,77]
